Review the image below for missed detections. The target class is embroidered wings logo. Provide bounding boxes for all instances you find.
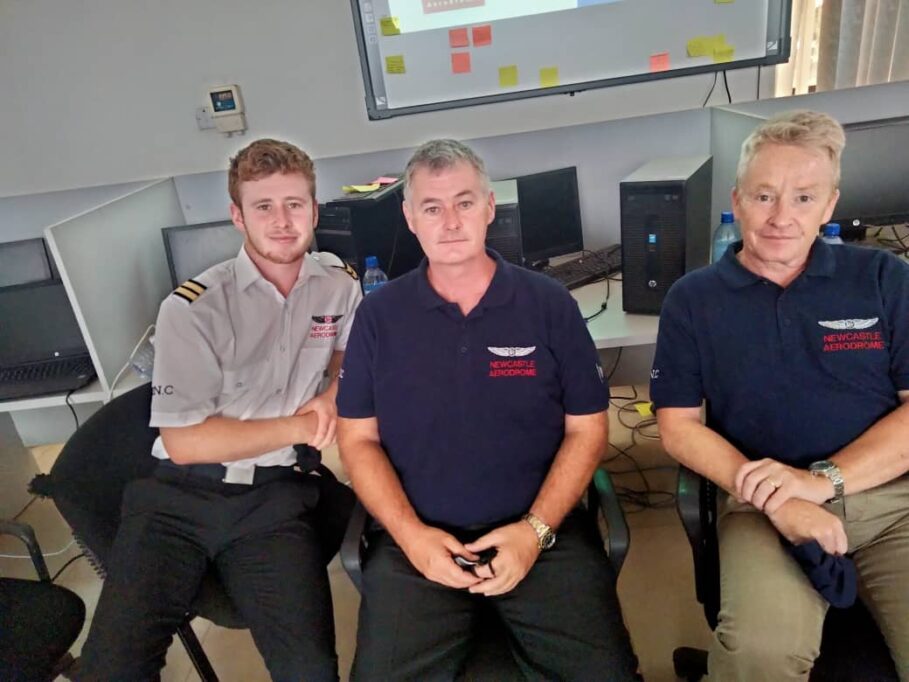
[487,346,536,357]
[818,318,878,330]
[312,315,343,324]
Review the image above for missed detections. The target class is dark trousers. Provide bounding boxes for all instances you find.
[352,512,638,682]
[78,469,339,682]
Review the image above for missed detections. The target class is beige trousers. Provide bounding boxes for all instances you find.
[706,476,909,682]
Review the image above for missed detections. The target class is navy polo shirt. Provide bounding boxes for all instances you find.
[337,250,609,527]
[651,239,909,466]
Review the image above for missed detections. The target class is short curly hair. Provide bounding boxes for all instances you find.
[228,138,316,206]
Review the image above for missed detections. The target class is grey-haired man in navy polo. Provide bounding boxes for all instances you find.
[653,110,909,681]
[336,139,637,681]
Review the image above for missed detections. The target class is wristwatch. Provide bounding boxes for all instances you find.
[523,512,556,551]
[809,460,845,503]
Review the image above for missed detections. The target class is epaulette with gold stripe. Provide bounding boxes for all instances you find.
[332,262,359,281]
[172,279,207,303]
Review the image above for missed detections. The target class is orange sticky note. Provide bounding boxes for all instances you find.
[451,51,471,74]
[540,66,560,88]
[472,24,492,46]
[449,27,469,48]
[649,52,670,72]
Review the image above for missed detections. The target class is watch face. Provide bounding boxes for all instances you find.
[811,461,833,473]
[541,531,556,550]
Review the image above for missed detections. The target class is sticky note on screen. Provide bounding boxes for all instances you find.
[713,44,735,63]
[385,55,406,74]
[451,52,471,74]
[540,67,560,88]
[380,16,400,36]
[499,65,519,88]
[472,24,492,46]
[449,27,469,48]
[649,52,670,72]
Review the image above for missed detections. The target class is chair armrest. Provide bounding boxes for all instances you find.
[676,466,721,627]
[0,519,51,581]
[340,501,370,593]
[590,468,630,575]
[676,466,704,550]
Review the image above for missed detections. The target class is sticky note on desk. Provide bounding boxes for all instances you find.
[649,52,670,72]
[449,27,469,48]
[540,66,560,88]
[380,16,401,36]
[499,65,519,88]
[342,183,381,193]
[451,51,471,74]
[472,24,492,46]
[713,44,735,63]
[385,55,406,74]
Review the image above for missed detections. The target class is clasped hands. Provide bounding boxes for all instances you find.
[733,458,847,555]
[399,520,541,596]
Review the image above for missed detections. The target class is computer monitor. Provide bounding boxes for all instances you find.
[161,221,245,288]
[0,238,57,288]
[0,280,88,366]
[516,167,583,265]
[835,117,909,229]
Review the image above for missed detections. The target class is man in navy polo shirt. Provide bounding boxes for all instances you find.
[652,110,909,681]
[337,139,637,681]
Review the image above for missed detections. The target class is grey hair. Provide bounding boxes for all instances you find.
[403,139,490,202]
[736,110,846,188]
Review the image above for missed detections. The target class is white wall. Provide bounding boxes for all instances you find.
[0,0,768,198]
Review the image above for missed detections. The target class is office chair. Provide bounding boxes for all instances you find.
[673,466,899,682]
[341,468,630,681]
[0,519,86,681]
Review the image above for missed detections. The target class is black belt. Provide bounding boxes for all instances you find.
[156,460,300,488]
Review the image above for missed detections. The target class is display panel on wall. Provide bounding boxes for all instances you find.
[350,0,791,119]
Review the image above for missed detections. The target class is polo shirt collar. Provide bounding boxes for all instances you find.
[415,248,516,311]
[716,238,836,289]
[235,246,328,292]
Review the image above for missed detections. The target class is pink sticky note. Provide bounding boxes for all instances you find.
[451,51,471,74]
[472,24,492,47]
[649,52,670,72]
[372,176,399,185]
[449,27,469,48]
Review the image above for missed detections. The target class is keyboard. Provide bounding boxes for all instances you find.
[544,245,622,290]
[0,355,96,401]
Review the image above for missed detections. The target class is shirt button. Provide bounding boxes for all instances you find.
[276,388,283,395]
[280,345,286,352]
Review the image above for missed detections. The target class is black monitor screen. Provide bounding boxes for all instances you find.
[162,221,245,288]
[0,280,88,366]
[516,167,583,264]
[0,238,54,288]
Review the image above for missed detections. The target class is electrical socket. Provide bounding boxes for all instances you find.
[195,106,215,130]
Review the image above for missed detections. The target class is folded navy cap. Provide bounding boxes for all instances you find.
[785,539,858,609]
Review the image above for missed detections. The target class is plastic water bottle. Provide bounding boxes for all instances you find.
[821,223,844,245]
[711,211,740,263]
[362,255,388,294]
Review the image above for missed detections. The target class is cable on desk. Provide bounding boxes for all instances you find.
[65,388,79,430]
[583,277,611,323]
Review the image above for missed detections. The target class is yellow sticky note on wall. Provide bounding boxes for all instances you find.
[713,44,735,63]
[540,67,560,88]
[688,34,726,58]
[385,55,406,74]
[499,65,519,88]
[380,16,401,36]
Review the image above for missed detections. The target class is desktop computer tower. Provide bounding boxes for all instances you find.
[620,156,712,315]
[316,179,424,280]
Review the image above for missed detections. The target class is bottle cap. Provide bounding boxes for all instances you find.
[721,211,735,223]
[365,255,379,268]
[823,223,841,237]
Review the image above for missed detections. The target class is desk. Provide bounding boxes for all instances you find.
[571,278,659,349]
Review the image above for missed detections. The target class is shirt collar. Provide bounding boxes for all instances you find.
[416,248,516,312]
[235,247,328,292]
[716,238,836,289]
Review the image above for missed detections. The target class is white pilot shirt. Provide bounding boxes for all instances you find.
[149,247,362,480]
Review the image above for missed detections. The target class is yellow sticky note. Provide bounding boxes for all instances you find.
[342,183,381,193]
[634,402,654,417]
[715,0,735,3]
[713,44,735,63]
[540,66,560,88]
[499,65,518,88]
[380,16,400,36]
[688,34,726,57]
[385,55,406,74]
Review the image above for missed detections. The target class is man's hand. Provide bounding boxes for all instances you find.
[465,521,541,596]
[397,524,484,590]
[735,458,833,513]
[767,499,848,555]
[295,391,337,451]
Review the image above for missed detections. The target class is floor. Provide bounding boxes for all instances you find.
[1,386,712,681]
